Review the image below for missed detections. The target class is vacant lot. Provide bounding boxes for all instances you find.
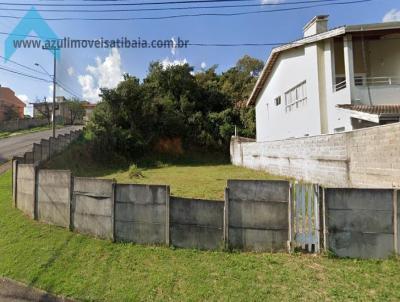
[46,143,278,200]
[1,171,400,301]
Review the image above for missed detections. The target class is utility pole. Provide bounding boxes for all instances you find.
[36,47,59,138]
[52,48,57,138]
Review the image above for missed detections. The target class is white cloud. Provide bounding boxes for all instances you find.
[261,0,284,4]
[17,94,33,116]
[161,57,188,69]
[171,37,177,56]
[67,66,75,76]
[200,62,207,69]
[383,9,400,22]
[78,48,124,102]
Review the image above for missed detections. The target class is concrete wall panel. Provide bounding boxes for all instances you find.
[227,180,289,251]
[326,188,394,258]
[37,170,71,228]
[72,177,114,240]
[16,164,36,218]
[115,184,168,244]
[170,197,224,250]
[229,228,288,252]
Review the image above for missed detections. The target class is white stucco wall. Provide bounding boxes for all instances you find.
[255,45,323,142]
[323,39,353,133]
[255,33,400,142]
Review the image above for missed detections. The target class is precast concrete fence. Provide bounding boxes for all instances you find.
[13,129,82,165]
[12,164,290,253]
[12,155,400,258]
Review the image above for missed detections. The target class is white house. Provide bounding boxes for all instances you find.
[248,16,400,142]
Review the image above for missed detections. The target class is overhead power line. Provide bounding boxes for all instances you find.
[0,0,352,7]
[0,0,350,13]
[0,65,52,82]
[0,0,372,21]
[56,80,82,99]
[0,54,49,76]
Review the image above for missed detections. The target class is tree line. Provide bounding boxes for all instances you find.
[87,55,264,158]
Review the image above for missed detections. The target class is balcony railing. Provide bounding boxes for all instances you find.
[355,76,400,86]
[334,80,347,92]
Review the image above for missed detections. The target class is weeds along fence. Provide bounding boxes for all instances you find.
[11,136,400,258]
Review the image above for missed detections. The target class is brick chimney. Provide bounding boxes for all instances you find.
[303,15,329,37]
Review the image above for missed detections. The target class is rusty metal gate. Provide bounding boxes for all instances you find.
[289,183,321,253]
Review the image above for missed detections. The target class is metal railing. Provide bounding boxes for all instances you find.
[334,80,347,91]
[355,76,400,86]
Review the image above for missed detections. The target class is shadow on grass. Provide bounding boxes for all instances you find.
[29,234,74,291]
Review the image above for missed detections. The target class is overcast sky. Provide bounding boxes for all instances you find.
[0,0,399,115]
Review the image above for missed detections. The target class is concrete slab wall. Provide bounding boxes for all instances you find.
[37,170,71,228]
[231,122,400,188]
[24,152,34,164]
[40,139,50,161]
[16,164,36,218]
[170,197,224,250]
[72,178,114,240]
[33,143,42,163]
[227,180,289,252]
[115,184,168,245]
[0,118,48,132]
[325,188,394,259]
[397,190,400,254]
[49,137,57,156]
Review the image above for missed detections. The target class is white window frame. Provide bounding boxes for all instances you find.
[274,96,281,106]
[285,81,307,112]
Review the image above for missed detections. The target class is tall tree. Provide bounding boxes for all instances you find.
[65,98,85,125]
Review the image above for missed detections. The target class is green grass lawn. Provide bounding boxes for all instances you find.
[45,143,279,200]
[1,170,400,301]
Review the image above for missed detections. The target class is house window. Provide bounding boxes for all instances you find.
[274,96,281,106]
[285,81,307,112]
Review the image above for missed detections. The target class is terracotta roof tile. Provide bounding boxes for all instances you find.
[337,104,400,115]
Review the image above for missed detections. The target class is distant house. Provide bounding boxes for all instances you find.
[247,16,400,142]
[0,87,26,121]
[82,103,96,123]
[33,97,95,124]
[32,96,67,122]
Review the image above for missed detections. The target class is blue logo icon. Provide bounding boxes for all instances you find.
[5,6,60,62]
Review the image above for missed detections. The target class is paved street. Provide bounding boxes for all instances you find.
[0,126,82,163]
[0,278,74,302]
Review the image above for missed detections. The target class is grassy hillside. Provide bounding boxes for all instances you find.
[1,171,400,301]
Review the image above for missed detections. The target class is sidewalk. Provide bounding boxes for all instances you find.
[0,278,74,302]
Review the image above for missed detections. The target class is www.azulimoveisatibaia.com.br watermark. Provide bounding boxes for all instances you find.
[12,37,190,50]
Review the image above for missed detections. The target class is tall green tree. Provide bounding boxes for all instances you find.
[65,98,85,125]
[88,55,264,157]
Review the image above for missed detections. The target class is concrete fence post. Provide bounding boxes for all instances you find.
[394,190,398,255]
[287,183,293,253]
[165,186,170,246]
[321,188,327,252]
[12,158,19,207]
[223,187,229,250]
[69,172,74,231]
[111,182,116,242]
[33,143,42,163]
[33,164,39,220]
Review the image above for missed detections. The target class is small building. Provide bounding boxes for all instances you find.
[82,103,96,123]
[32,97,94,125]
[247,16,400,142]
[0,87,26,121]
